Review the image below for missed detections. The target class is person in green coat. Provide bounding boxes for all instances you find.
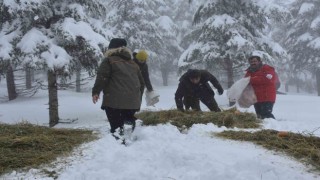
[92,38,145,139]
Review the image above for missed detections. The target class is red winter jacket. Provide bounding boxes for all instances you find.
[245,64,277,103]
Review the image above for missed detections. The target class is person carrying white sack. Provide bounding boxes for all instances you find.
[133,50,159,106]
[244,55,278,119]
[228,55,278,119]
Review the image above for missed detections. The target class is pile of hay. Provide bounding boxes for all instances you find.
[136,108,260,129]
[216,129,320,172]
[0,123,96,176]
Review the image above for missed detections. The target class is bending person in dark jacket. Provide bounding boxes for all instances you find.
[175,69,224,112]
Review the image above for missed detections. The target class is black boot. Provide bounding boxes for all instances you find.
[112,127,124,140]
[124,120,136,132]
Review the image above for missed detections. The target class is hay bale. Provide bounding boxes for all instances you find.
[136,108,260,129]
[216,129,320,172]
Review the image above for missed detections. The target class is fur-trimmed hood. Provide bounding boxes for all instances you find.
[104,47,132,60]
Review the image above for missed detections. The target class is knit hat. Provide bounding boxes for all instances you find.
[108,38,127,49]
[136,50,148,62]
[188,69,201,79]
[248,55,261,62]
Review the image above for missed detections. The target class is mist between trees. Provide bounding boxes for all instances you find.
[1,0,319,126]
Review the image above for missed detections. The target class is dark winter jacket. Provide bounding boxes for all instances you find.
[245,64,277,103]
[92,47,145,109]
[175,69,224,110]
[133,55,153,91]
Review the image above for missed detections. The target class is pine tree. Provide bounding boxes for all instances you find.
[1,0,108,126]
[106,0,181,85]
[179,0,286,89]
[284,0,320,95]
[268,0,293,93]
[154,15,181,86]
[106,0,163,51]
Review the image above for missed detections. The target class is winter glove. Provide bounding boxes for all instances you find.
[218,88,224,95]
[266,74,273,79]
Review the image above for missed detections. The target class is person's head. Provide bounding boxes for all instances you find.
[188,69,201,84]
[108,38,127,49]
[135,50,148,63]
[248,56,262,69]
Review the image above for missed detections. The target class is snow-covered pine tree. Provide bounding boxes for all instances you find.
[106,0,183,85]
[152,0,193,85]
[152,0,208,84]
[106,0,163,52]
[171,0,205,76]
[1,0,109,126]
[284,0,320,95]
[174,0,206,48]
[0,1,21,100]
[154,15,181,86]
[178,0,286,88]
[267,0,293,92]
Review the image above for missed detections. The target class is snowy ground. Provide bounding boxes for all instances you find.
[0,82,320,180]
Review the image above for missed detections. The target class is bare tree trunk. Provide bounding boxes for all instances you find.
[285,82,289,92]
[225,58,234,106]
[316,68,320,96]
[161,69,168,86]
[48,70,59,127]
[26,66,32,89]
[76,67,81,92]
[160,64,169,86]
[6,64,17,100]
[296,78,300,93]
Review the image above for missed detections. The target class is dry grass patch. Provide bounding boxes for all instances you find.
[0,123,97,176]
[216,129,320,172]
[136,108,260,130]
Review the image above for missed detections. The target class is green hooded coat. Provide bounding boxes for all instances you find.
[92,47,145,109]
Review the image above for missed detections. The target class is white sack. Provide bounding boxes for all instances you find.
[145,90,160,106]
[237,84,257,108]
[227,77,251,102]
[227,77,257,108]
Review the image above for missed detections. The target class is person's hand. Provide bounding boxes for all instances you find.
[218,89,224,95]
[92,95,99,104]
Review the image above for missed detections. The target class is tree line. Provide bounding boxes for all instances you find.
[0,0,319,127]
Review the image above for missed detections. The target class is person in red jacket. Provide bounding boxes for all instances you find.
[245,55,279,119]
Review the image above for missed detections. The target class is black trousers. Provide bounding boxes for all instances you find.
[183,96,201,111]
[184,90,221,112]
[199,95,221,112]
[253,102,275,119]
[104,107,137,133]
